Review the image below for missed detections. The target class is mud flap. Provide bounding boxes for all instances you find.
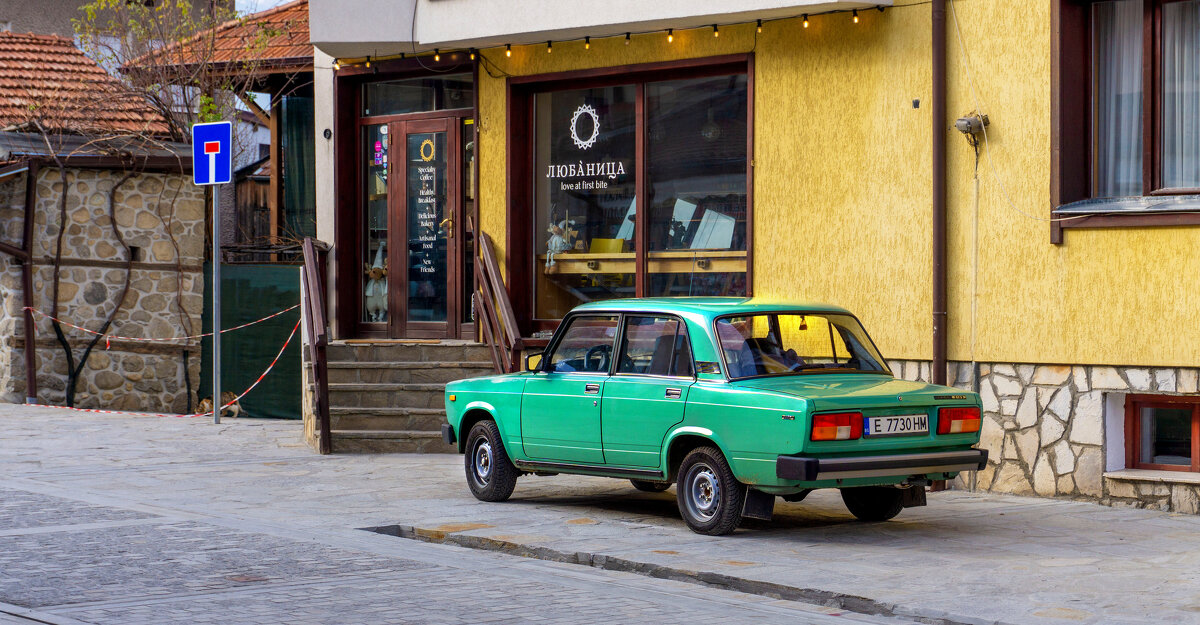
[900,486,927,508]
[741,488,775,521]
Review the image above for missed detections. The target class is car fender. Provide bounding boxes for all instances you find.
[456,400,508,452]
[661,425,731,469]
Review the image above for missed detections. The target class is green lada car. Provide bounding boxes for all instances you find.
[442,298,986,535]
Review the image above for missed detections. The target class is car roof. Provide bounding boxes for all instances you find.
[571,297,853,319]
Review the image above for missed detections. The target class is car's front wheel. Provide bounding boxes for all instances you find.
[676,446,745,535]
[840,486,904,522]
[630,479,671,492]
[464,420,517,502]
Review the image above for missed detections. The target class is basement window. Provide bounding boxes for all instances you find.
[1126,394,1200,472]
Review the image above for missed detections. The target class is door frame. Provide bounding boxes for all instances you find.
[388,117,460,338]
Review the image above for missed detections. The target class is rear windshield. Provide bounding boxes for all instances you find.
[715,313,890,379]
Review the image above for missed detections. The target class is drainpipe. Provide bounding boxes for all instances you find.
[931,0,948,386]
[21,160,39,403]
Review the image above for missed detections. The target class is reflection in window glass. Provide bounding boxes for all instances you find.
[547,316,619,373]
[1092,0,1143,196]
[1140,406,1192,466]
[362,124,388,323]
[716,314,887,379]
[647,75,747,296]
[617,316,693,377]
[533,86,637,319]
[363,74,474,117]
[1161,1,1200,190]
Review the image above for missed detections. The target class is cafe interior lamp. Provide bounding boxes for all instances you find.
[667,29,674,43]
[505,43,512,57]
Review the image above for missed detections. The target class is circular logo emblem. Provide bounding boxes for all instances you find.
[570,104,599,150]
[420,138,435,162]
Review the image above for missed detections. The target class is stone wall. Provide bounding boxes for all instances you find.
[887,358,1200,514]
[0,165,205,413]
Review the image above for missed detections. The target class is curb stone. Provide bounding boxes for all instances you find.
[361,524,1010,625]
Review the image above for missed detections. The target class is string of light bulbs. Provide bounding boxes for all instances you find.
[330,3,905,71]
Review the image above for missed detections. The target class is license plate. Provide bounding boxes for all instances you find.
[864,414,929,437]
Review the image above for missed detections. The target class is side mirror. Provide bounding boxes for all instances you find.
[525,351,544,372]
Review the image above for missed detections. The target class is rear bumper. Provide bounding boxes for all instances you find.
[776,448,988,482]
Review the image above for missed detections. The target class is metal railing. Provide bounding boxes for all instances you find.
[301,237,332,454]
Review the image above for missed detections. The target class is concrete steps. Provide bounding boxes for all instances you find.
[325,341,495,454]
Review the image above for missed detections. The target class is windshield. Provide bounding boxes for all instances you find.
[715,313,890,379]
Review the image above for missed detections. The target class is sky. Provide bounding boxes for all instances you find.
[234,0,293,15]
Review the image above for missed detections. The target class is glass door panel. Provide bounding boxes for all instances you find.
[406,131,449,323]
[362,124,389,325]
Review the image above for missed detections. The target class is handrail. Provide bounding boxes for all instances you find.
[301,237,332,454]
[474,232,523,373]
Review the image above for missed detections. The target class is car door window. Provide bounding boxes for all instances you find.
[617,316,694,377]
[547,315,619,373]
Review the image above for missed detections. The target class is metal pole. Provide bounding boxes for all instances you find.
[212,188,221,424]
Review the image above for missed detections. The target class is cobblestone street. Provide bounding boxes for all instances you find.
[3,404,1200,625]
[0,406,907,625]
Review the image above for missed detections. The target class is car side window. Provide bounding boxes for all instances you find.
[546,315,619,373]
[617,316,694,377]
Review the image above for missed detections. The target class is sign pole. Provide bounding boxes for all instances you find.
[212,187,221,424]
[192,121,231,425]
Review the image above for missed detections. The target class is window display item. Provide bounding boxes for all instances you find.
[364,244,388,322]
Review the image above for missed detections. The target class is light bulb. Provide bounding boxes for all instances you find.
[625,32,631,45]
[333,60,340,70]
[852,9,859,23]
[469,49,476,60]
[756,19,762,33]
[667,29,673,43]
[546,40,552,53]
[505,44,512,57]
[365,57,370,68]
[803,14,809,28]
[434,49,440,61]
[712,24,719,37]
[584,36,590,50]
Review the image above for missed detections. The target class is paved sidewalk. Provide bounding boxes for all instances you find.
[3,405,1199,625]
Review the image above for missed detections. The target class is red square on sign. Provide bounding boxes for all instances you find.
[204,141,221,154]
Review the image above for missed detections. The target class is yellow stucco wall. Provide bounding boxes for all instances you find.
[477,1,1200,368]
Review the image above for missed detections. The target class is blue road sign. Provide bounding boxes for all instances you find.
[192,121,232,186]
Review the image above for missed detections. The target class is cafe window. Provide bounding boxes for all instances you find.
[363,74,474,117]
[1126,395,1200,472]
[527,62,750,321]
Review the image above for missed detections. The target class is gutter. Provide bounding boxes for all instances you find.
[931,0,948,386]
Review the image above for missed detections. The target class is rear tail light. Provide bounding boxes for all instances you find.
[938,407,982,434]
[810,412,863,441]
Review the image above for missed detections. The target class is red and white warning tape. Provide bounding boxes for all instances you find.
[28,317,302,419]
[23,304,300,346]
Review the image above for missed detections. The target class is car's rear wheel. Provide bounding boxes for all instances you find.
[464,420,517,502]
[840,486,904,522]
[676,446,745,535]
[630,479,671,492]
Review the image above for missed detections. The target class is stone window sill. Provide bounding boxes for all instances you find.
[1104,469,1200,486]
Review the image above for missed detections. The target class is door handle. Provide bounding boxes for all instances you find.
[584,383,600,394]
[665,388,682,399]
[440,217,453,238]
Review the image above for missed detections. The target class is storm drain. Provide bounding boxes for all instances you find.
[361,523,990,625]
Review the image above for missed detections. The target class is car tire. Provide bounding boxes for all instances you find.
[675,446,746,536]
[630,479,671,492]
[464,420,517,502]
[840,486,904,522]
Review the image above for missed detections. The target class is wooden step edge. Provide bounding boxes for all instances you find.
[328,383,448,392]
[330,429,443,439]
[326,361,495,369]
[329,407,445,415]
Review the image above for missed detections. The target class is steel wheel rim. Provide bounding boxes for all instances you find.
[684,463,720,522]
[471,438,493,487]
